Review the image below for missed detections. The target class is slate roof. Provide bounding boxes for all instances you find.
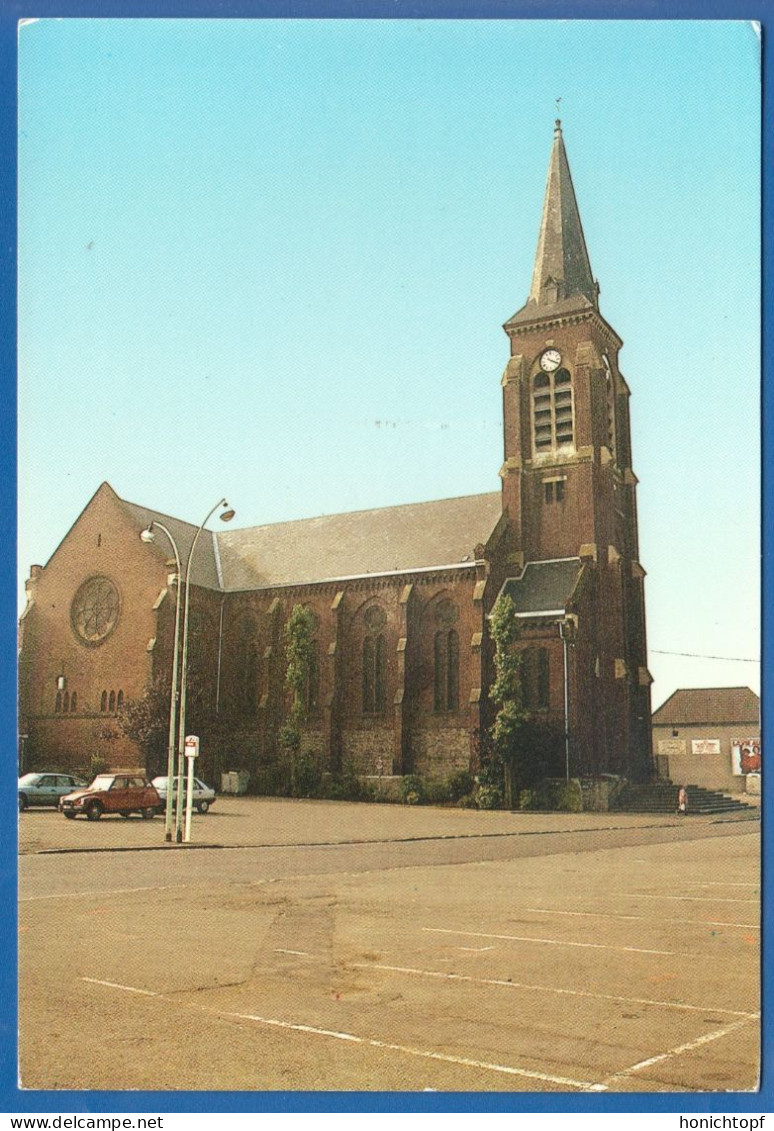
[505,122,597,328]
[215,492,503,591]
[119,499,222,591]
[498,557,584,616]
[652,687,760,727]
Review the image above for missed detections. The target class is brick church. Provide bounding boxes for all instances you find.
[18,122,653,787]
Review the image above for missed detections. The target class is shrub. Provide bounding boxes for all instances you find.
[423,779,451,805]
[400,774,425,805]
[527,778,583,812]
[447,770,474,802]
[294,753,322,798]
[317,773,370,802]
[250,763,291,797]
[477,784,504,810]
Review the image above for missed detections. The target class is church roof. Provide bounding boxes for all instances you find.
[119,498,223,591]
[497,557,584,616]
[505,120,598,328]
[215,492,503,591]
[652,687,760,727]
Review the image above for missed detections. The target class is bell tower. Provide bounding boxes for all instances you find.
[497,120,652,778]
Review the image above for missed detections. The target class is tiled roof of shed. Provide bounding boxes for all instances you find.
[652,687,760,727]
[498,557,583,615]
[215,492,503,591]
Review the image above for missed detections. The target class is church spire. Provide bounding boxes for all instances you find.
[526,120,597,312]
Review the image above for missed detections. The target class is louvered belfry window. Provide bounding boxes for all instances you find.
[533,368,574,452]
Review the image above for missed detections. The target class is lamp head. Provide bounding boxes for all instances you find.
[140,526,156,544]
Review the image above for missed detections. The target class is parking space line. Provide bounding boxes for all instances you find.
[523,907,760,931]
[222,1007,606,1089]
[82,977,158,997]
[597,1015,759,1089]
[423,926,677,956]
[353,962,757,1019]
[21,884,189,902]
[630,895,758,904]
[694,882,759,888]
[80,975,604,1091]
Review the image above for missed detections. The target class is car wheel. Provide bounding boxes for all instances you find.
[196,800,210,815]
[63,812,76,820]
[18,795,27,812]
[86,801,104,821]
[140,807,155,819]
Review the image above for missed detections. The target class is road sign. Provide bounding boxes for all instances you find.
[184,735,199,759]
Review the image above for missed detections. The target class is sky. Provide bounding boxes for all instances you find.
[17,18,761,711]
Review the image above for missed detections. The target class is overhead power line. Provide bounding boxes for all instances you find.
[651,650,759,663]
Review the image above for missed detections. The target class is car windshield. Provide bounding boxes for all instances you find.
[89,775,115,791]
[18,774,40,785]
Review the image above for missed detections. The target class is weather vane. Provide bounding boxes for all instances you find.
[555,96,562,115]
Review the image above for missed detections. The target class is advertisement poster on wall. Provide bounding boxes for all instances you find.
[731,737,761,775]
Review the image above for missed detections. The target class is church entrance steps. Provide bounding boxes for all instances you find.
[612,781,759,816]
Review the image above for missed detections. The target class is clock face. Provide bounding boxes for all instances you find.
[540,348,561,373]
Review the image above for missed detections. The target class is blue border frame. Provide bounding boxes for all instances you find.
[2,0,770,1115]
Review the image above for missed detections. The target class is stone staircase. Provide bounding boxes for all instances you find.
[612,781,758,816]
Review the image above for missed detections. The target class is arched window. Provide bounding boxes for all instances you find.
[603,354,617,456]
[62,691,70,713]
[108,690,116,713]
[116,690,124,710]
[305,640,320,713]
[70,692,78,713]
[537,649,550,710]
[434,629,460,711]
[362,606,387,714]
[522,648,550,711]
[100,690,108,713]
[55,692,62,714]
[433,600,460,711]
[533,368,574,452]
[238,617,259,715]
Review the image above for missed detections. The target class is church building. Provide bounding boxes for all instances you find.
[18,122,653,787]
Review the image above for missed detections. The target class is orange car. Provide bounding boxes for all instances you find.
[59,773,161,820]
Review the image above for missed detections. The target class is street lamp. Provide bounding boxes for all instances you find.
[139,521,182,842]
[174,499,235,843]
[558,616,576,781]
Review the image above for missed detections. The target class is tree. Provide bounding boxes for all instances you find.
[488,594,530,808]
[116,675,169,775]
[279,605,318,792]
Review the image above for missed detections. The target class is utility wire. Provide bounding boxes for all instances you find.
[651,649,758,663]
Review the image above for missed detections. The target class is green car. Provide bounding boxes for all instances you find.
[19,772,87,811]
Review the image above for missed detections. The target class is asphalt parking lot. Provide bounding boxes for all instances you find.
[18,797,760,1094]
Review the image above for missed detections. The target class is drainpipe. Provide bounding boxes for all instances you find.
[215,595,226,714]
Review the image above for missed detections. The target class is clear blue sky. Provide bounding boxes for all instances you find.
[18,18,761,710]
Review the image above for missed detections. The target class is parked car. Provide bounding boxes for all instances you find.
[151,775,216,815]
[59,773,161,820]
[19,772,87,811]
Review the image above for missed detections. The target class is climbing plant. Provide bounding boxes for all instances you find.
[488,594,530,808]
[279,604,318,792]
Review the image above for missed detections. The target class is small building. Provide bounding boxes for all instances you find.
[652,687,760,793]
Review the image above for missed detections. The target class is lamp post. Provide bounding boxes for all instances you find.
[558,616,576,781]
[139,521,182,842]
[174,499,235,843]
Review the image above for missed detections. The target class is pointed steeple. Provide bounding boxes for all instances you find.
[507,121,598,326]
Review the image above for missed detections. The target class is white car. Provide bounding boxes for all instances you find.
[151,775,216,814]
